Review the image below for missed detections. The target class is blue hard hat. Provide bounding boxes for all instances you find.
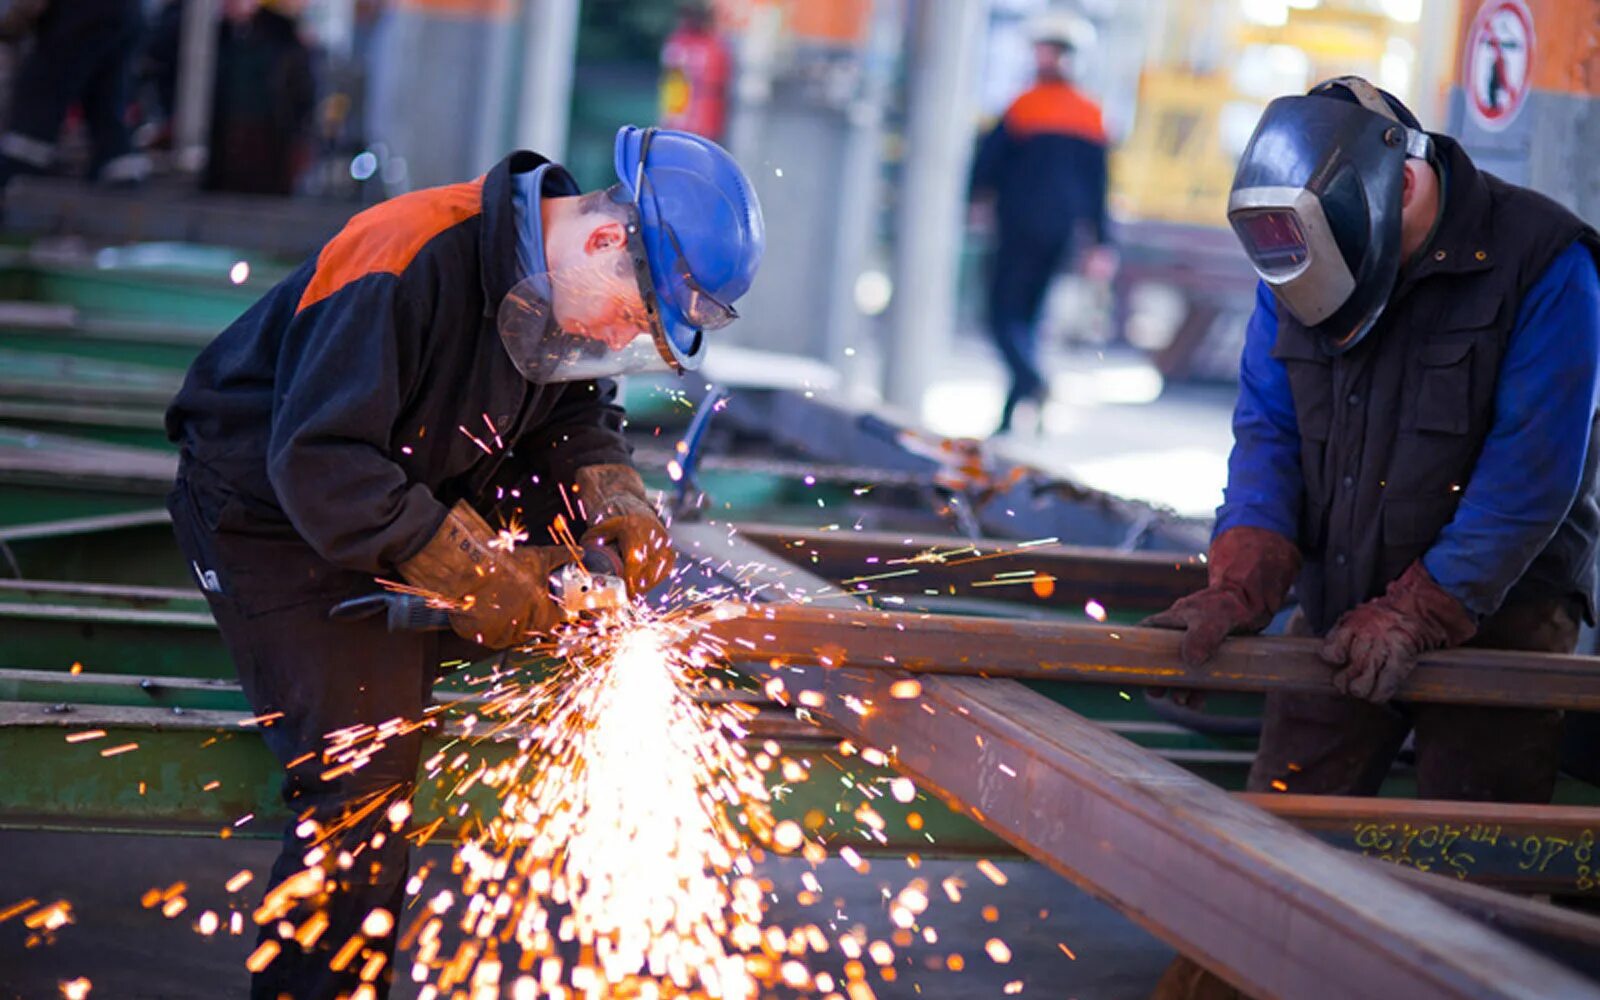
[612,126,764,361]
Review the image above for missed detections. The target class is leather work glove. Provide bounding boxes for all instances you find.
[1320,560,1477,704]
[1142,526,1302,669]
[398,500,573,649]
[574,464,675,596]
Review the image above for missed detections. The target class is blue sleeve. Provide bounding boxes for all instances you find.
[1424,242,1600,616]
[1214,282,1303,543]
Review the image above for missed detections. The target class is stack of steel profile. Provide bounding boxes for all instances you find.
[4,233,1600,997]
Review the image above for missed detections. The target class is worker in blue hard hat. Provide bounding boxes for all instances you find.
[164,125,763,1000]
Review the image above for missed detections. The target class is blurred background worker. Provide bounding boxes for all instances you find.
[968,8,1115,436]
[1145,74,1600,997]
[163,125,763,999]
[203,0,316,195]
[0,0,148,189]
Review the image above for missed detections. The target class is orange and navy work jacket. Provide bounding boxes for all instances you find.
[166,152,631,577]
[969,81,1110,248]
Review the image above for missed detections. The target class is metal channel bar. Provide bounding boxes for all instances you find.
[674,522,1600,999]
[704,603,1600,712]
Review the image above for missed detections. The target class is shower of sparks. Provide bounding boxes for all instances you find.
[131,517,1067,995]
[405,620,780,997]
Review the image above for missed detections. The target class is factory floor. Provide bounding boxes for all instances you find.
[0,830,1173,999]
[861,337,1237,519]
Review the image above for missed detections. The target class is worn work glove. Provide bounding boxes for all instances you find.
[1320,560,1477,704]
[574,464,675,596]
[1142,526,1301,669]
[397,501,573,649]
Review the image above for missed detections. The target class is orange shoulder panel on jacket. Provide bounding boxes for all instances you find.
[296,177,486,313]
[1003,84,1106,143]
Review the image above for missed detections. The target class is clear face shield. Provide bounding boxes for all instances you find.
[498,149,741,384]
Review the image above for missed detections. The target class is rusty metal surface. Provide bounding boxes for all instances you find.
[703,604,1600,711]
[1378,863,1600,979]
[755,663,1598,998]
[737,522,1205,611]
[675,524,1600,998]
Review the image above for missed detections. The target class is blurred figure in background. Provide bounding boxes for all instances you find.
[969,8,1115,434]
[658,1,730,141]
[0,0,149,188]
[203,0,315,195]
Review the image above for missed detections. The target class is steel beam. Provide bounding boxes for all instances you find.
[750,663,1598,997]
[677,523,1600,998]
[705,604,1600,711]
[737,522,1204,611]
[1380,864,1600,979]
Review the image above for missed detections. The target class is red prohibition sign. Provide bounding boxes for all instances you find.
[1464,0,1535,131]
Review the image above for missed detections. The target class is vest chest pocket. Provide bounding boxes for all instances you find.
[1409,337,1475,435]
[1271,331,1334,442]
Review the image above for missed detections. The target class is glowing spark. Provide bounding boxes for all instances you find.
[229,261,250,284]
[59,978,91,999]
[977,859,1009,886]
[99,742,137,757]
[64,730,105,744]
[245,941,281,973]
[1085,599,1107,622]
[888,679,922,700]
[986,937,1013,963]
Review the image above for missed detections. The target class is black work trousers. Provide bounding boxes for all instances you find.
[169,473,487,1000]
[1247,598,1577,800]
[985,229,1073,431]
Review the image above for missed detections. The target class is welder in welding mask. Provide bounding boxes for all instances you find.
[1144,75,1600,998]
[1146,73,1600,791]
[164,124,763,1000]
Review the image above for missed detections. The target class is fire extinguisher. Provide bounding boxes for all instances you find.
[659,12,731,141]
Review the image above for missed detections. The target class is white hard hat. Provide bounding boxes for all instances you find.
[1027,9,1095,51]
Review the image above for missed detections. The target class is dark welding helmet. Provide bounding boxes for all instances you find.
[1227,76,1433,354]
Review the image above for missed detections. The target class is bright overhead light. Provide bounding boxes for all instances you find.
[1239,0,1289,26]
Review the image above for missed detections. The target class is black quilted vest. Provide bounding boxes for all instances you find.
[1276,136,1600,633]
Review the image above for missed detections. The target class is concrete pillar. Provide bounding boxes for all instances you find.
[1446,0,1600,225]
[172,0,219,174]
[513,0,581,161]
[723,1,890,369]
[883,0,984,413]
[367,0,518,190]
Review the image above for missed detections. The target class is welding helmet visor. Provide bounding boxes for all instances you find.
[497,185,723,383]
[1227,79,1430,354]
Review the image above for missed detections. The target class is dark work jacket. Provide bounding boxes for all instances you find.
[969,81,1110,251]
[166,151,631,614]
[1277,136,1600,633]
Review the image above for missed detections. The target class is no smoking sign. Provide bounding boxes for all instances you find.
[1463,0,1535,132]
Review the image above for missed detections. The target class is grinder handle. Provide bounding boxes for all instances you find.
[328,593,452,632]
